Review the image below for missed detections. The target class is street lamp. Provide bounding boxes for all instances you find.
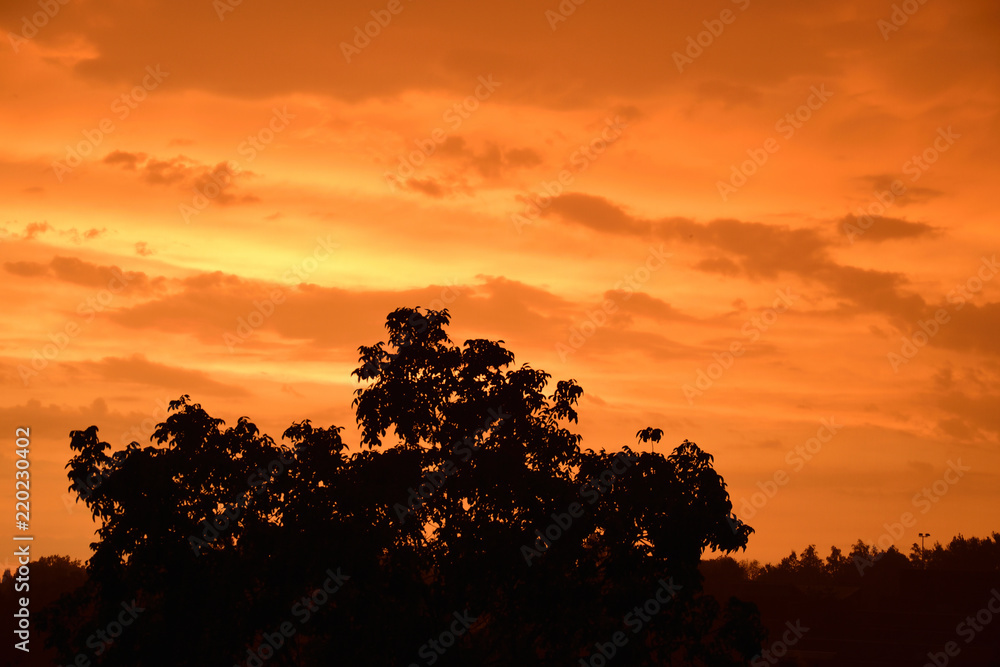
[918,532,931,568]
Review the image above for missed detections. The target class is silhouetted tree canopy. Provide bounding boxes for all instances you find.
[46,307,764,665]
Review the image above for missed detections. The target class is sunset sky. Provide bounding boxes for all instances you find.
[1,0,998,570]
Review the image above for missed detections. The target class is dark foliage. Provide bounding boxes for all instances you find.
[41,307,764,665]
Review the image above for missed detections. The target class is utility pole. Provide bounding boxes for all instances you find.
[918,532,931,568]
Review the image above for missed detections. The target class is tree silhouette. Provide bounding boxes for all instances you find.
[46,307,762,665]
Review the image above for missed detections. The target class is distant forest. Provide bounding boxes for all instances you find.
[700,534,1000,666]
[708,532,1000,585]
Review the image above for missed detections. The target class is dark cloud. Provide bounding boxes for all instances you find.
[546,193,831,280]
[854,174,945,207]
[77,354,250,397]
[3,261,48,277]
[23,222,52,239]
[544,192,1000,358]
[103,151,258,205]
[90,264,699,367]
[603,291,693,322]
[404,177,448,198]
[427,138,545,181]
[61,227,108,244]
[8,0,991,108]
[933,302,1000,356]
[2,256,163,294]
[103,150,146,170]
[545,193,651,235]
[839,214,938,243]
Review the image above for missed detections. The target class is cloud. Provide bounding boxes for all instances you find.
[62,227,108,244]
[6,223,104,245]
[839,215,938,243]
[103,151,258,205]
[13,0,986,109]
[856,175,944,207]
[543,191,1000,352]
[81,265,701,368]
[103,150,146,170]
[0,397,115,449]
[0,395,182,453]
[23,222,53,240]
[545,193,651,235]
[546,193,832,283]
[404,177,448,198]
[424,137,545,182]
[141,156,194,186]
[3,261,49,277]
[696,257,741,276]
[505,147,544,169]
[932,302,1000,357]
[930,363,1000,442]
[2,256,163,294]
[603,291,694,322]
[76,354,251,397]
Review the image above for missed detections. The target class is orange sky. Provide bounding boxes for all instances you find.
[1,0,998,569]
